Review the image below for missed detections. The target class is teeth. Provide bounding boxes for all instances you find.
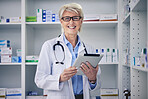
[68,26,76,29]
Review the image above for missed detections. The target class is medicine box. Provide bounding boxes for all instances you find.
[0,40,10,48]
[100,88,118,96]
[26,96,47,99]
[10,17,21,23]
[0,88,6,99]
[42,9,46,22]
[37,9,42,22]
[16,49,21,56]
[6,96,22,99]
[1,47,12,55]
[6,88,21,96]
[26,56,39,62]
[1,55,11,63]
[100,14,118,21]
[46,10,52,22]
[12,56,21,63]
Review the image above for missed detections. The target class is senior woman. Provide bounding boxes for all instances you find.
[35,3,101,99]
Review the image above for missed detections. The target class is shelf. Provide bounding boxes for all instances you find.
[99,62,119,65]
[0,23,21,29]
[122,13,130,23]
[132,66,148,72]
[0,23,21,25]
[26,21,118,28]
[26,62,38,65]
[131,0,147,11]
[25,62,118,66]
[0,63,21,65]
[26,21,118,24]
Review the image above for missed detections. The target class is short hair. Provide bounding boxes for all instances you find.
[59,3,84,33]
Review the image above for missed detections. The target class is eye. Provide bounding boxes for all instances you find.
[73,16,79,20]
[64,17,70,21]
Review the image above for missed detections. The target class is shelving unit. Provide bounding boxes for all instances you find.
[0,0,123,99]
[121,0,148,98]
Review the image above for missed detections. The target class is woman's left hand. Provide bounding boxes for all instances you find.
[80,61,98,83]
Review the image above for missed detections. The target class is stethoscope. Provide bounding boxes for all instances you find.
[53,40,88,65]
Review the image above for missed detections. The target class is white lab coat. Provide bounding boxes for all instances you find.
[35,33,101,99]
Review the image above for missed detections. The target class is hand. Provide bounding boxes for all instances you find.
[80,61,98,82]
[59,66,77,82]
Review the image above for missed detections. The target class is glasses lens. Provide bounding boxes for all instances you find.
[62,17,70,22]
[73,16,81,21]
[62,16,81,22]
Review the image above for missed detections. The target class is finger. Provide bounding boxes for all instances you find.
[86,61,94,69]
[80,67,86,74]
[95,65,99,71]
[81,63,89,72]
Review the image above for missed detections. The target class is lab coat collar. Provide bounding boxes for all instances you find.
[56,33,85,53]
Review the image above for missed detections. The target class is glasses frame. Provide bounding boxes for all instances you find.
[61,16,82,22]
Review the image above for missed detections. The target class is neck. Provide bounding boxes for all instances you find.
[65,33,78,48]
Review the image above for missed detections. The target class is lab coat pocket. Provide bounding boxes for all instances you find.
[52,63,65,75]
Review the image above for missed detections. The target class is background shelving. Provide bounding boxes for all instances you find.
[0,0,122,98]
[121,0,148,98]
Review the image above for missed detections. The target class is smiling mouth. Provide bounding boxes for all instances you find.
[68,26,76,29]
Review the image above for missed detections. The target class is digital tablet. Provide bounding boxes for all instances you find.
[73,54,103,75]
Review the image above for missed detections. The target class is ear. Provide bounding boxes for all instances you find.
[60,19,63,24]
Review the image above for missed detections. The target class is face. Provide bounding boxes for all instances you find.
[60,11,83,36]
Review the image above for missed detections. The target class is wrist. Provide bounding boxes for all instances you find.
[89,79,96,84]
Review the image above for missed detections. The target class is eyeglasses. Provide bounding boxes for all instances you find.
[61,16,82,22]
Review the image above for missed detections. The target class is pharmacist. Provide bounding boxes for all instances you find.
[35,3,101,99]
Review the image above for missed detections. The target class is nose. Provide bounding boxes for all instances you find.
[69,18,74,24]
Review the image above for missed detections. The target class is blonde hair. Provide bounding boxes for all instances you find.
[59,3,84,33]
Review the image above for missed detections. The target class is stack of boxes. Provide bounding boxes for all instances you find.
[96,48,118,63]
[100,88,118,99]
[27,9,59,23]
[0,88,21,99]
[0,88,6,99]
[0,40,12,63]
[0,16,21,23]
[0,40,21,63]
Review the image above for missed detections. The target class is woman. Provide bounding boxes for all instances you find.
[35,3,101,99]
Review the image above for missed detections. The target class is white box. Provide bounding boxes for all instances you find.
[6,88,21,96]
[100,14,117,21]
[36,9,42,22]
[16,49,21,56]
[46,10,52,22]
[1,55,11,63]
[100,88,118,96]
[1,47,12,55]
[84,14,100,21]
[0,88,6,98]
[10,17,21,23]
[0,40,10,48]
[26,96,47,99]
[101,96,118,99]
[6,96,21,99]
[26,56,39,62]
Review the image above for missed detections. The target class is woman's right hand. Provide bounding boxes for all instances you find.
[59,66,77,82]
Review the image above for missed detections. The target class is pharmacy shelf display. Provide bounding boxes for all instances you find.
[121,0,148,99]
[0,0,123,99]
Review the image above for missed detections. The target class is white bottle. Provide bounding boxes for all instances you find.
[106,48,111,63]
